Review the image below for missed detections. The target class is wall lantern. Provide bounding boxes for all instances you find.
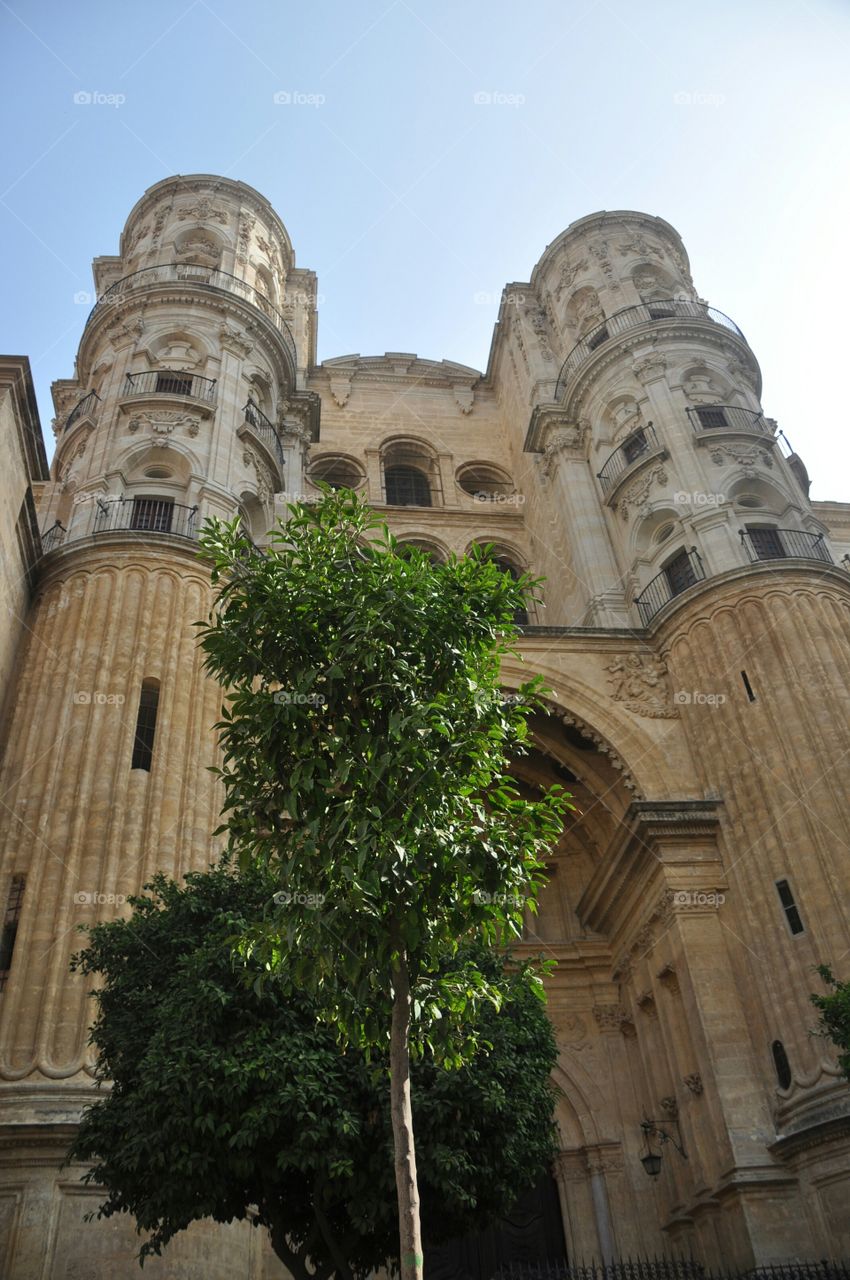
[639,1116,687,1178]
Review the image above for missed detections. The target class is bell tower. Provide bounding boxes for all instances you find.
[0,175,319,1277]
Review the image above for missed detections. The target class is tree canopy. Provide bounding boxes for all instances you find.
[69,864,560,1278]
[811,964,850,1081]
[196,490,568,1277]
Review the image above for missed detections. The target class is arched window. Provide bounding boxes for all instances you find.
[771,1039,792,1090]
[381,439,441,506]
[309,455,365,491]
[385,465,431,507]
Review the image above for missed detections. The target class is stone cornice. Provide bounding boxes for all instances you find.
[77,287,295,391]
[560,322,761,418]
[317,353,482,395]
[0,355,49,484]
[646,560,850,639]
[578,799,724,945]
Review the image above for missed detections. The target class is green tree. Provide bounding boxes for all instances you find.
[811,965,850,1080]
[196,490,568,1279]
[69,865,560,1277]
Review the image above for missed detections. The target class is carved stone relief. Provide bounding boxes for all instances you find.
[606,654,678,719]
[617,464,668,521]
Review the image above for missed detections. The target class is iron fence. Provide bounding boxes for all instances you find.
[492,1259,850,1280]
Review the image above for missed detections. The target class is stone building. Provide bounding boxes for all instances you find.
[1,174,849,1276]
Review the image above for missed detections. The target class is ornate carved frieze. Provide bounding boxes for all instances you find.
[554,258,588,299]
[126,410,200,438]
[618,233,665,260]
[606,653,678,719]
[709,444,773,470]
[175,199,228,225]
[617,464,668,521]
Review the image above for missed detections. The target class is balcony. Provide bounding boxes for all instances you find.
[87,264,297,373]
[122,370,217,403]
[41,498,199,554]
[740,528,831,565]
[598,423,662,495]
[62,390,101,432]
[635,548,706,625]
[240,398,285,470]
[555,299,746,399]
[686,405,771,436]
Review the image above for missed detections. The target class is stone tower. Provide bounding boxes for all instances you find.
[1,182,849,1276]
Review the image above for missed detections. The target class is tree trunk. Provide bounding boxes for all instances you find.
[389,941,424,1280]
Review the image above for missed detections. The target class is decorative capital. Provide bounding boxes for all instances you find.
[632,353,667,385]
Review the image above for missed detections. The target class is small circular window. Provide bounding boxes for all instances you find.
[655,522,675,544]
[737,495,763,509]
[144,467,173,480]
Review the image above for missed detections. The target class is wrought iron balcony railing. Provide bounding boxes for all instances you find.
[92,497,199,540]
[63,390,101,432]
[740,527,831,564]
[40,499,200,554]
[598,423,660,494]
[635,548,706,625]
[243,398,285,468]
[686,404,770,435]
[555,299,746,399]
[122,370,217,402]
[41,521,66,552]
[87,264,297,372]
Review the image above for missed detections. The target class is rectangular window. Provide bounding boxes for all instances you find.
[748,525,785,560]
[775,878,805,936]
[131,497,174,534]
[0,875,25,993]
[622,429,649,465]
[695,406,729,430]
[131,682,160,771]
[155,372,193,397]
[664,549,698,598]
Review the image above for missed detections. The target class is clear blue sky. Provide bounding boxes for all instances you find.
[1,0,848,498]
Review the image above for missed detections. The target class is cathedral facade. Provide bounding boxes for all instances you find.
[1,175,849,1276]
